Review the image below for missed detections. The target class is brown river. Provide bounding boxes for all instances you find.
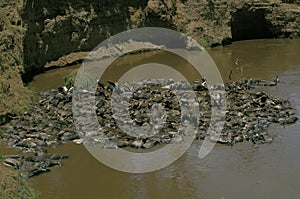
[26,39,300,199]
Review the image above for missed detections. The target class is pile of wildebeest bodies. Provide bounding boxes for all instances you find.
[0,77,298,178]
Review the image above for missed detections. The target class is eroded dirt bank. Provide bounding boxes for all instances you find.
[22,0,300,81]
[0,0,32,125]
[1,0,300,121]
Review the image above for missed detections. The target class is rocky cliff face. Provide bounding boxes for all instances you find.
[0,0,299,121]
[21,0,300,82]
[0,0,31,124]
[140,0,300,44]
[22,0,151,82]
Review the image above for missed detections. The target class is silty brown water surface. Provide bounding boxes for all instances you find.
[26,39,300,199]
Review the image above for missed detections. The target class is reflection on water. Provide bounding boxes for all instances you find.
[27,39,300,199]
[29,39,300,92]
[208,39,300,81]
[28,65,80,92]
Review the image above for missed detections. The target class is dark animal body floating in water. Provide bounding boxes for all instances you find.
[0,77,297,178]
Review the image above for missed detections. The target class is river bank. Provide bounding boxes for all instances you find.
[0,164,37,198]
[0,0,300,197]
[1,0,300,123]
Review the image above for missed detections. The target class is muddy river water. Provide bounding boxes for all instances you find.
[26,39,300,199]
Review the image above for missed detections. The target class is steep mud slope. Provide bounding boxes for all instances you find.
[0,0,299,121]
[0,0,31,124]
[22,0,300,81]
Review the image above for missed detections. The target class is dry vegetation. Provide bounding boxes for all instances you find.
[0,164,37,198]
[0,0,36,197]
[0,0,33,124]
